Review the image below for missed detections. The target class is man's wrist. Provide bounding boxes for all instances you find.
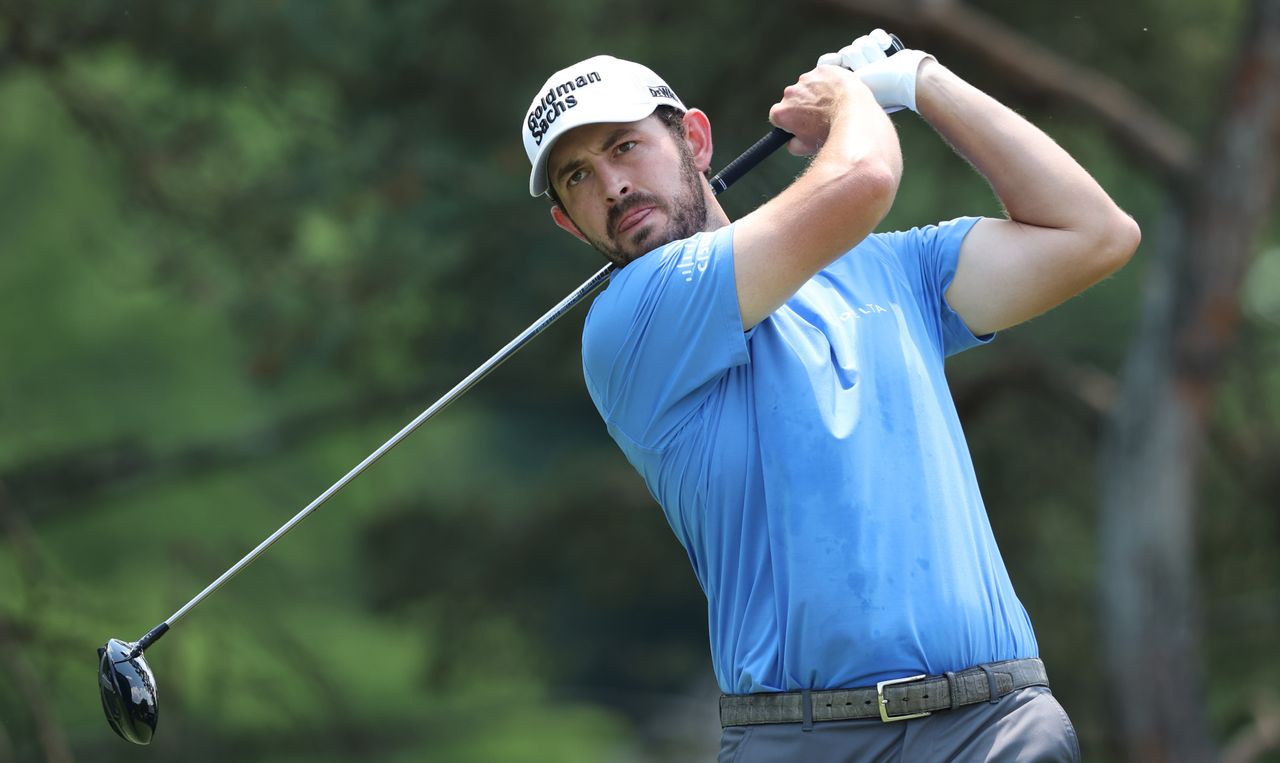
[912,58,946,119]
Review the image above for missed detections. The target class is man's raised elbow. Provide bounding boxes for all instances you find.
[852,155,902,223]
[1095,209,1141,276]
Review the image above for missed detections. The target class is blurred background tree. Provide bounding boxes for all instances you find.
[0,0,1276,761]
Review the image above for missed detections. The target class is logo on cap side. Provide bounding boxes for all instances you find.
[526,71,603,146]
[648,85,678,101]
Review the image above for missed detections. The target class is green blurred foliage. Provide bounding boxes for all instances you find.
[0,1,1276,761]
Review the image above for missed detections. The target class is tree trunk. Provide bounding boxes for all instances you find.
[1098,1,1280,760]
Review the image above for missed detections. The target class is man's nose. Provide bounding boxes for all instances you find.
[599,166,632,203]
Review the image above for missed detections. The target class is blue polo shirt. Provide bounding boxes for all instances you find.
[581,218,1038,694]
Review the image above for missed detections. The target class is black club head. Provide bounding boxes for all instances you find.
[97,638,158,745]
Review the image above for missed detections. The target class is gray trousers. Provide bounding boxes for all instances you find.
[717,686,1080,763]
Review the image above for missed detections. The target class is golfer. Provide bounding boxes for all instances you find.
[522,30,1138,761]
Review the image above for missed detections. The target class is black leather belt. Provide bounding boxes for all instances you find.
[719,658,1049,727]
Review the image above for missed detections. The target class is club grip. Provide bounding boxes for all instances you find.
[707,34,905,196]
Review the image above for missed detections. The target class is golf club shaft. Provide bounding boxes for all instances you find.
[135,35,908,652]
[134,264,614,651]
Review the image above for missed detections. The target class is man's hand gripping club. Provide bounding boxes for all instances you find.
[817,29,934,114]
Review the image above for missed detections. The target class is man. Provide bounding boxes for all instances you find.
[521,30,1139,761]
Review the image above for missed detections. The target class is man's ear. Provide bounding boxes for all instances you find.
[681,108,715,174]
[550,204,589,245]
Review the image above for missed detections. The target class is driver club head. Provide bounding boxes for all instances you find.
[97,638,158,745]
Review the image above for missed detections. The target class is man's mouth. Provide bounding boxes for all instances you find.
[615,206,655,236]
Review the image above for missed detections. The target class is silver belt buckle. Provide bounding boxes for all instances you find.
[876,674,933,722]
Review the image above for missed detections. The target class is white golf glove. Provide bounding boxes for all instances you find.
[817,29,933,114]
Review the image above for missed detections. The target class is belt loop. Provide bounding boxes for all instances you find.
[978,664,1000,704]
[801,688,814,732]
[944,670,960,711]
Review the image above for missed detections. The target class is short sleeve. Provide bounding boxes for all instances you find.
[581,224,748,451]
[875,216,991,356]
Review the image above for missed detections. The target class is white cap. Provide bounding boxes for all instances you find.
[523,55,685,197]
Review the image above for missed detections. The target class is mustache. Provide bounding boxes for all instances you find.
[607,194,663,239]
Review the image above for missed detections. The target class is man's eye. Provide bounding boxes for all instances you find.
[616,140,637,154]
[566,168,588,187]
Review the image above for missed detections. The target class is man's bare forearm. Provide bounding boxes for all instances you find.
[733,67,903,328]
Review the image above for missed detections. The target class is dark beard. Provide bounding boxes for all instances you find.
[587,145,709,268]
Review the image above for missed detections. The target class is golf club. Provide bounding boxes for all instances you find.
[97,35,905,745]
